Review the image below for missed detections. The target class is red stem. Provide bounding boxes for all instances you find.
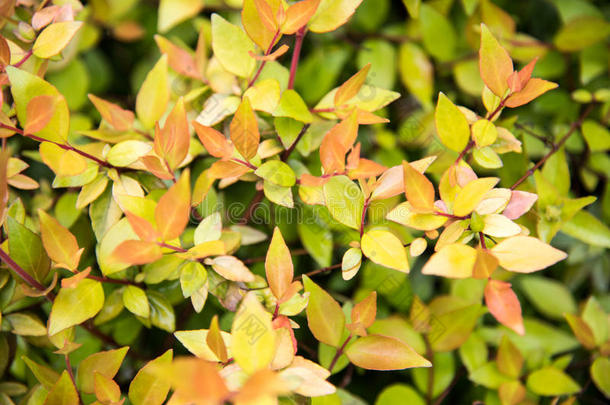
[0,246,54,301]
[12,50,33,68]
[287,27,306,89]
[360,197,371,238]
[510,103,595,190]
[247,29,281,88]
[0,123,113,169]
[328,334,352,372]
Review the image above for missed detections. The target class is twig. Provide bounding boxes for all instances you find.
[247,29,281,88]
[510,103,595,190]
[0,123,114,169]
[12,50,33,68]
[432,368,465,405]
[295,263,342,280]
[328,334,352,372]
[425,337,435,405]
[360,197,371,238]
[0,246,54,301]
[281,124,310,161]
[513,122,554,147]
[288,27,306,89]
[454,140,474,166]
[64,354,82,405]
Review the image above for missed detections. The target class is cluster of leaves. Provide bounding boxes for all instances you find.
[0,0,608,404]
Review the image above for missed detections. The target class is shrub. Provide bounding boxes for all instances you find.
[0,0,608,404]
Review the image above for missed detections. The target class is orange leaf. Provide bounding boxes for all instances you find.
[484,279,524,335]
[192,121,233,158]
[346,142,361,170]
[155,35,200,79]
[24,95,55,134]
[517,57,538,88]
[319,132,346,174]
[479,24,513,97]
[348,158,386,180]
[140,155,175,180]
[155,97,190,170]
[266,227,293,301]
[351,291,377,329]
[208,160,251,179]
[253,0,278,32]
[230,97,260,160]
[155,170,191,241]
[335,63,371,107]
[87,94,134,131]
[472,247,498,279]
[248,44,289,61]
[353,108,389,125]
[113,240,163,265]
[345,335,431,370]
[125,211,160,242]
[299,174,329,187]
[504,78,558,108]
[61,267,91,289]
[403,161,434,212]
[282,0,320,34]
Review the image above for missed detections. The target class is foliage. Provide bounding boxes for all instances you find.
[0,0,608,404]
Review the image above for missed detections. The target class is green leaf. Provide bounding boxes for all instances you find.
[412,352,454,396]
[45,371,79,405]
[129,349,173,405]
[76,347,129,394]
[298,219,332,267]
[303,275,346,347]
[459,333,488,373]
[309,0,363,33]
[520,276,577,320]
[526,367,580,396]
[375,383,424,405]
[48,279,104,336]
[419,4,456,61]
[255,160,296,187]
[582,297,608,347]
[273,89,313,123]
[7,216,50,283]
[469,362,512,389]
[123,285,150,319]
[582,120,610,152]
[23,357,60,390]
[554,16,610,52]
[211,14,256,78]
[561,210,610,248]
[346,335,431,370]
[431,304,485,352]
[147,291,176,332]
[5,313,47,336]
[398,43,433,108]
[435,92,470,152]
[323,175,364,230]
[6,66,70,143]
[591,357,610,399]
[135,56,169,130]
[179,261,207,298]
[263,181,294,208]
[401,0,421,18]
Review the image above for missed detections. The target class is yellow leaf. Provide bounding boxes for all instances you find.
[345,335,431,370]
[209,255,255,282]
[212,13,256,78]
[482,214,521,238]
[207,315,228,363]
[435,92,470,152]
[472,119,498,147]
[39,142,87,177]
[335,63,370,107]
[231,292,275,373]
[33,21,83,59]
[491,236,567,273]
[175,329,232,361]
[303,275,345,347]
[309,0,363,33]
[403,160,435,212]
[155,170,190,241]
[453,177,499,217]
[136,55,169,130]
[351,291,377,329]
[266,227,294,301]
[361,229,409,273]
[479,24,514,97]
[387,202,448,231]
[44,371,79,405]
[38,210,82,271]
[421,243,477,278]
[230,97,260,160]
[158,0,204,33]
[242,0,282,50]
